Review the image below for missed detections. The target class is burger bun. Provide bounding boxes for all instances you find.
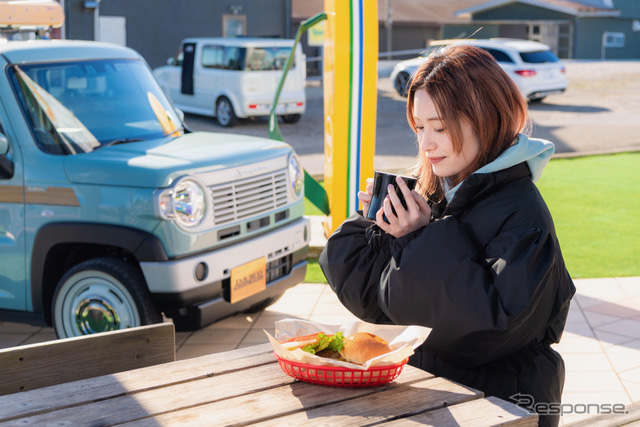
[339,332,391,365]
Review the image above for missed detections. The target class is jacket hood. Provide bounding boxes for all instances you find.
[445,134,554,201]
[63,132,293,188]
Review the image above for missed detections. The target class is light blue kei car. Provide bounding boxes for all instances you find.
[0,40,309,338]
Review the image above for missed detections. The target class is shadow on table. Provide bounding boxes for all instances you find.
[286,374,485,424]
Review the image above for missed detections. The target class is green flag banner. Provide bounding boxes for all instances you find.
[269,13,330,215]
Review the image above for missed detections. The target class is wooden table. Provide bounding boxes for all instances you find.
[0,343,537,426]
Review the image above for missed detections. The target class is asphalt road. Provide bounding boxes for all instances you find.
[184,60,640,177]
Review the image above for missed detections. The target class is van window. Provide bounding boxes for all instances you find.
[202,45,243,70]
[245,47,293,71]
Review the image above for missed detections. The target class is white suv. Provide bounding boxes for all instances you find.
[390,38,567,102]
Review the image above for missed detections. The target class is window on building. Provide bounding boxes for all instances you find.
[223,14,246,38]
[603,32,625,48]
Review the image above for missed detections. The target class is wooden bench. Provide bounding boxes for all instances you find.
[0,322,175,396]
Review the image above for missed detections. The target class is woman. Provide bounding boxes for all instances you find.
[318,45,575,427]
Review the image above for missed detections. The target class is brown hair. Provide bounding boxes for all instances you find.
[406,44,530,201]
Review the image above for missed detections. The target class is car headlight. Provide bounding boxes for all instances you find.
[158,178,206,228]
[288,153,303,199]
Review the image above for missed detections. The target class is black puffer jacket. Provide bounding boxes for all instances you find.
[319,162,575,427]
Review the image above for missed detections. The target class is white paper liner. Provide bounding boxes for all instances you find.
[265,319,431,370]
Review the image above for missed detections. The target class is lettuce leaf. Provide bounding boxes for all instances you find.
[301,332,344,355]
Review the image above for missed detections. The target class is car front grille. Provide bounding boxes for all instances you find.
[210,170,288,225]
[266,254,292,283]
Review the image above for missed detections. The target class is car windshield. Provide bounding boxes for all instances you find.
[9,59,183,155]
[519,50,560,64]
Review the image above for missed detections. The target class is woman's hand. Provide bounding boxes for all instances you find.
[358,177,375,218]
[377,176,431,238]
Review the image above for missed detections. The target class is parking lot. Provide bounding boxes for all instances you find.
[185,59,640,176]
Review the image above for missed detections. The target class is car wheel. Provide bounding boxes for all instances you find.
[216,97,238,127]
[52,258,162,338]
[394,71,411,96]
[281,114,301,124]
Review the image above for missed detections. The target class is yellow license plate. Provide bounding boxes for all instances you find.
[230,257,266,304]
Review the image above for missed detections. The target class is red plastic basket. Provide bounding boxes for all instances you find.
[275,353,408,387]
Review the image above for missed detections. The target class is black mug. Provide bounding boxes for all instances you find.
[366,171,417,221]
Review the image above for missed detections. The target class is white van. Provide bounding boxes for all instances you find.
[154,37,306,127]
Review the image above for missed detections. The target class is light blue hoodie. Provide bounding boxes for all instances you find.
[444,134,555,202]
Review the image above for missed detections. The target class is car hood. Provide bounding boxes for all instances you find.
[64,132,293,188]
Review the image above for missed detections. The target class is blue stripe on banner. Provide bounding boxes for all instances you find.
[354,0,364,212]
[348,0,365,214]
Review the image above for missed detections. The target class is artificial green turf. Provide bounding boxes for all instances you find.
[304,152,640,282]
[536,152,639,278]
[304,257,328,284]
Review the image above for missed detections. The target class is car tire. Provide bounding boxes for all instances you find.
[52,257,162,338]
[216,97,238,127]
[281,114,301,124]
[394,71,411,96]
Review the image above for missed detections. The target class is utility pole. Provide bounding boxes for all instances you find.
[93,0,101,41]
[385,0,392,59]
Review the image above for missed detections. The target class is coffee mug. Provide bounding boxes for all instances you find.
[366,171,417,221]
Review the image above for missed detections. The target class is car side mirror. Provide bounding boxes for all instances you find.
[167,57,177,66]
[0,133,15,179]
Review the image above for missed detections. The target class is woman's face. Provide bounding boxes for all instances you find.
[413,89,481,179]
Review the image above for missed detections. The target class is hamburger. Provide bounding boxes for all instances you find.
[281,331,392,364]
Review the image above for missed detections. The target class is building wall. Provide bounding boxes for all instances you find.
[380,24,441,58]
[465,1,640,59]
[441,24,500,40]
[613,0,640,19]
[295,21,441,73]
[64,0,291,69]
[575,17,640,59]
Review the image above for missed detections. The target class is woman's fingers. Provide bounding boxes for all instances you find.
[358,190,372,217]
[359,177,375,217]
[358,190,372,204]
[376,198,392,229]
[395,176,415,212]
[412,190,431,216]
[365,177,374,194]
[385,184,403,215]
[376,183,431,238]
[364,176,431,235]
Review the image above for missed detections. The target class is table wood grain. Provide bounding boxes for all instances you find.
[0,343,537,426]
